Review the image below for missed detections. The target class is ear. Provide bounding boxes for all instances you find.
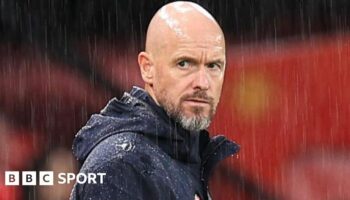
[138,51,154,85]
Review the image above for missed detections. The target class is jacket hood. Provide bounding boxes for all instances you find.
[73,86,208,164]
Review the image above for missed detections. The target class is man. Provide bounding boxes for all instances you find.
[70,1,239,200]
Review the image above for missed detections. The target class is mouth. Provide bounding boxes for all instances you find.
[184,98,210,106]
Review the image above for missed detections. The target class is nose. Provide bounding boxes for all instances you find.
[192,66,210,90]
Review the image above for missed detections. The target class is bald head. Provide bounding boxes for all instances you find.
[145,1,225,56]
[138,1,226,131]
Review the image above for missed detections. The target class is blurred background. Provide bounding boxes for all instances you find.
[0,0,350,199]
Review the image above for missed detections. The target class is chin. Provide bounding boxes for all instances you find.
[184,111,209,119]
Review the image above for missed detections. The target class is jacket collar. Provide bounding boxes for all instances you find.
[129,86,203,164]
[130,86,240,182]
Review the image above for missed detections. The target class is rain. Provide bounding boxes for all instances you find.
[0,0,349,199]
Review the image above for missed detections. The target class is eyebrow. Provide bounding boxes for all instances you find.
[173,55,199,64]
[207,59,225,66]
[173,55,225,65]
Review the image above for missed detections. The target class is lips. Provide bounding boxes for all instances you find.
[184,98,210,106]
[185,98,210,103]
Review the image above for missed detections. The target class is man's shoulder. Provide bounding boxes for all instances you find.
[81,132,163,171]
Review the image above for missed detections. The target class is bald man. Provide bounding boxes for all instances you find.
[70,2,239,200]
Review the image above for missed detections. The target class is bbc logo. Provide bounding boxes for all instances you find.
[5,171,106,185]
[5,171,54,186]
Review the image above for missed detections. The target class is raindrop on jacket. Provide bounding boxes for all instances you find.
[70,86,240,200]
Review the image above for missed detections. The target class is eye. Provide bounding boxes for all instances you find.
[207,62,221,70]
[177,60,190,69]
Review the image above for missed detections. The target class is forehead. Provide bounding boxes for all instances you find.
[166,34,226,59]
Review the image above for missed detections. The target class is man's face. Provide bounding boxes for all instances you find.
[152,33,226,131]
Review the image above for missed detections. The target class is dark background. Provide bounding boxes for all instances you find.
[1,0,350,46]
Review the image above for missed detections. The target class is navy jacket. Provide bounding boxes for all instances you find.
[70,86,239,200]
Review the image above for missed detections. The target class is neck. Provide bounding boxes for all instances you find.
[144,84,161,106]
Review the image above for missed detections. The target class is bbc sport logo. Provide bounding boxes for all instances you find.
[4,171,106,186]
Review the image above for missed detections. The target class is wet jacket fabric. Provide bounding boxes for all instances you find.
[70,86,240,200]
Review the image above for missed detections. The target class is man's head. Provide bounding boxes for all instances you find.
[138,1,226,132]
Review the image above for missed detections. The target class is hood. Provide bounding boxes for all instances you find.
[73,86,207,164]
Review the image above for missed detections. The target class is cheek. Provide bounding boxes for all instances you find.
[153,69,181,99]
[153,67,166,89]
[163,71,190,92]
